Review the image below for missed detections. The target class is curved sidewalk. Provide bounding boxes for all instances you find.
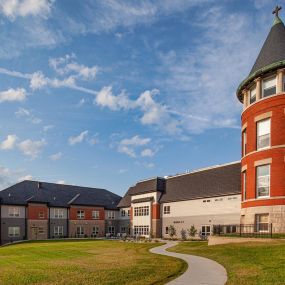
[150,241,227,285]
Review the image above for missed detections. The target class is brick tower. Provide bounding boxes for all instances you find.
[236,6,285,233]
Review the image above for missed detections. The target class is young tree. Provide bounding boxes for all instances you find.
[168,225,176,238]
[187,225,197,238]
[180,228,187,241]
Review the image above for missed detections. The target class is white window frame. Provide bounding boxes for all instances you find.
[92,226,99,236]
[108,226,115,235]
[255,214,269,232]
[201,225,211,236]
[108,211,115,219]
[250,86,256,104]
[163,205,170,215]
[120,226,126,233]
[54,208,64,219]
[92,210,100,219]
[134,206,149,217]
[8,226,20,237]
[8,207,20,217]
[134,225,149,236]
[54,226,64,236]
[256,118,271,150]
[256,164,270,198]
[242,129,247,156]
[121,210,126,217]
[262,76,276,98]
[77,210,85,219]
[76,226,84,237]
[243,171,247,201]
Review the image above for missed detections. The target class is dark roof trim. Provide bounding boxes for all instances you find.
[131,197,154,204]
[236,60,285,102]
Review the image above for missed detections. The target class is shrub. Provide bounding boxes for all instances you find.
[180,229,187,241]
[168,225,176,238]
[187,225,197,237]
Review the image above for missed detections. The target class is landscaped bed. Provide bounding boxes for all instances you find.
[0,240,186,285]
[169,240,285,285]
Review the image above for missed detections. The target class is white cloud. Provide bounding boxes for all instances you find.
[0,88,26,103]
[0,134,18,150]
[0,0,53,20]
[18,174,33,181]
[95,86,131,111]
[94,86,180,134]
[68,130,89,145]
[15,107,42,124]
[120,135,151,146]
[49,54,99,81]
[18,139,46,159]
[117,135,151,158]
[141,148,154,157]
[30,71,48,90]
[49,152,62,161]
[0,165,32,189]
[43,125,54,132]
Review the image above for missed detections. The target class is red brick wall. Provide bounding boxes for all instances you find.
[241,94,285,208]
[69,206,105,220]
[27,204,48,220]
[151,203,160,219]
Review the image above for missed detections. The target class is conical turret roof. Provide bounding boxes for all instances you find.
[237,7,285,102]
[249,16,285,75]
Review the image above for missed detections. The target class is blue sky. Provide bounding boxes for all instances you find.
[0,0,281,196]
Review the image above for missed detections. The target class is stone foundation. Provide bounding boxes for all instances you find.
[241,205,285,233]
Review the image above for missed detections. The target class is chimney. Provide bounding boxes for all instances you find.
[37,182,42,190]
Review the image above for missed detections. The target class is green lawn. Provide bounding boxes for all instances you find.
[0,240,186,285]
[169,240,285,285]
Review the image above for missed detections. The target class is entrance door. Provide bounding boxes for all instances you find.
[201,225,211,236]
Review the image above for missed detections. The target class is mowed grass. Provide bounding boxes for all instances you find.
[0,240,186,285]
[169,240,285,285]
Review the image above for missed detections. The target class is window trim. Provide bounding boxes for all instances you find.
[8,207,20,217]
[256,164,270,199]
[77,210,85,219]
[8,226,20,237]
[256,118,271,151]
[262,75,276,98]
[54,226,64,236]
[92,210,100,220]
[163,205,170,215]
[243,171,247,201]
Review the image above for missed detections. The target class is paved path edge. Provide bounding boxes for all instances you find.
[149,241,227,285]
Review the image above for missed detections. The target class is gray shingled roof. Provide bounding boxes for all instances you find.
[117,178,165,208]
[118,162,241,207]
[249,17,285,75]
[0,181,121,210]
[160,162,241,203]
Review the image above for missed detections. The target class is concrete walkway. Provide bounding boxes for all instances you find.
[150,242,227,285]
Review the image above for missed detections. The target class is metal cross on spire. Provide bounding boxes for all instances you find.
[273,5,282,17]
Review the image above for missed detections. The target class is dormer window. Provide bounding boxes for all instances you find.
[250,86,256,104]
[262,76,276,98]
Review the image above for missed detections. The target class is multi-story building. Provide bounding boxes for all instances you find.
[236,6,285,233]
[0,181,121,245]
[118,162,241,238]
[1,7,284,245]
